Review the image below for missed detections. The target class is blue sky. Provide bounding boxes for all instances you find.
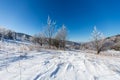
[0,0,120,42]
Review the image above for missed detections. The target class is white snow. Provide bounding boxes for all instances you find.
[0,40,120,80]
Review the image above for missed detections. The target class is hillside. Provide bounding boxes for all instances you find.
[0,27,81,49]
[0,28,120,80]
[81,34,120,51]
[0,27,31,41]
[1,26,120,51]
[0,40,120,80]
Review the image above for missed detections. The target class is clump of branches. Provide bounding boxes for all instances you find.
[32,16,68,50]
[43,16,68,49]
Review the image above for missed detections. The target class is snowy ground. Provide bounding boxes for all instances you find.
[0,49,120,80]
[0,40,120,80]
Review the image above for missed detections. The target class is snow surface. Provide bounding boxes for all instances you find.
[0,49,120,80]
[0,40,120,80]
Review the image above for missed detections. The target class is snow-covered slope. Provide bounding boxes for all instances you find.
[0,47,120,80]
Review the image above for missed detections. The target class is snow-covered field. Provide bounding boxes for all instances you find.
[0,40,120,80]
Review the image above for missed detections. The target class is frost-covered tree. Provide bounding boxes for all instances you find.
[22,35,26,41]
[53,39,60,49]
[0,27,16,40]
[29,36,34,42]
[37,32,45,46]
[54,33,61,49]
[0,27,6,41]
[12,31,16,40]
[32,33,44,46]
[44,16,56,48]
[91,26,105,54]
[33,34,39,44]
[55,24,68,50]
[6,30,13,39]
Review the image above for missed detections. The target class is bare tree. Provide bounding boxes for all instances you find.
[91,26,105,54]
[44,16,56,48]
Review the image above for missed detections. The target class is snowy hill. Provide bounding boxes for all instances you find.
[81,34,120,51]
[0,40,120,80]
[0,26,80,49]
[0,26,31,41]
[0,27,120,80]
